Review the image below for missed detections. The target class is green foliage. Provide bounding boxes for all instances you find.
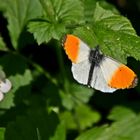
[74,2,140,63]
[0,128,5,140]
[76,106,140,140]
[60,83,93,110]
[2,0,43,48]
[0,37,7,51]
[60,104,100,131]
[0,0,139,140]
[28,0,84,44]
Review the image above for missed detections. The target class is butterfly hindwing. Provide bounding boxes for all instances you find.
[90,65,116,92]
[72,58,117,93]
[100,56,137,89]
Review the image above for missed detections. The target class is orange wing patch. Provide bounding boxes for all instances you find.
[63,35,80,63]
[108,64,137,89]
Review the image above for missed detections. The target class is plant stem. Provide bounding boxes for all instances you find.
[39,0,55,22]
[55,41,69,92]
[9,50,58,86]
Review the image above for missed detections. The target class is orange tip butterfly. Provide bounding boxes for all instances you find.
[62,34,138,93]
[0,70,12,101]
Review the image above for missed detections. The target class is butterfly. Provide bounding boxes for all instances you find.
[62,34,138,93]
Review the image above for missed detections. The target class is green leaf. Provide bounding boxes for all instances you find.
[60,111,77,129]
[4,0,43,48]
[0,37,8,51]
[60,104,100,131]
[107,106,136,121]
[92,3,140,63]
[76,108,140,140]
[10,69,32,91]
[0,0,7,11]
[60,90,75,110]
[28,0,84,44]
[42,82,61,107]
[28,21,65,44]
[75,104,101,130]
[39,0,84,24]
[93,3,136,36]
[0,54,32,108]
[60,83,93,110]
[93,24,140,63]
[5,116,38,140]
[76,125,108,140]
[0,69,32,109]
[74,26,98,48]
[83,0,97,23]
[83,0,119,23]
[0,128,5,140]
[74,3,140,63]
[0,53,33,92]
[70,84,94,104]
[5,106,60,140]
[50,121,66,140]
[98,1,120,14]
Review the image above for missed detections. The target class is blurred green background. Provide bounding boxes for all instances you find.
[0,0,140,140]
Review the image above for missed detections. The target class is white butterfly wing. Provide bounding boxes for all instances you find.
[72,60,91,85]
[90,65,116,93]
[76,41,90,63]
[100,57,121,82]
[72,59,116,93]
